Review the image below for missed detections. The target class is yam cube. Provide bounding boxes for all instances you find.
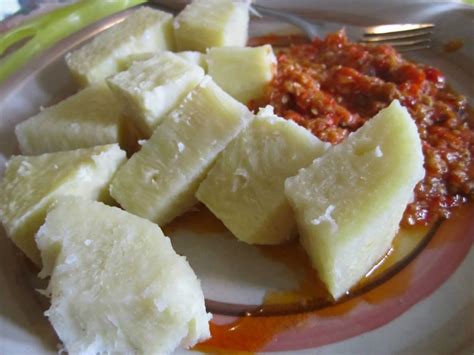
[0,144,126,264]
[207,45,276,104]
[116,52,155,72]
[110,76,252,225]
[66,7,175,86]
[107,52,205,137]
[196,106,328,244]
[15,82,124,155]
[284,100,425,299]
[118,51,207,72]
[176,51,208,71]
[174,0,249,52]
[36,196,210,355]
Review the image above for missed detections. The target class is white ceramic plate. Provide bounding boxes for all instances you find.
[0,1,473,354]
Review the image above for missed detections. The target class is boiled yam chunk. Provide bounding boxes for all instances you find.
[285,100,425,299]
[107,52,205,137]
[118,51,208,72]
[15,82,124,155]
[66,7,175,86]
[207,45,276,104]
[110,76,252,225]
[177,51,208,71]
[197,106,328,244]
[0,144,126,264]
[36,196,211,355]
[174,0,249,52]
[116,52,156,72]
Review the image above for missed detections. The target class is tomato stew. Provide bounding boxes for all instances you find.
[249,31,473,226]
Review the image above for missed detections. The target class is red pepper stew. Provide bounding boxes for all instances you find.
[249,31,473,227]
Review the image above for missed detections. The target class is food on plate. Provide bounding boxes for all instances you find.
[110,76,253,226]
[36,196,211,355]
[116,52,156,72]
[177,51,208,71]
[66,7,175,86]
[206,44,277,104]
[174,0,249,52]
[118,50,208,75]
[15,82,125,155]
[250,31,474,227]
[0,144,126,265]
[196,106,328,245]
[285,101,425,299]
[107,52,205,137]
[1,2,472,352]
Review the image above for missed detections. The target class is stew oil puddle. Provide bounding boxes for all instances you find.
[175,206,432,353]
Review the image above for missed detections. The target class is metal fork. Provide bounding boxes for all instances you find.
[251,4,434,51]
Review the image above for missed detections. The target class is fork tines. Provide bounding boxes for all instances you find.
[362,23,434,50]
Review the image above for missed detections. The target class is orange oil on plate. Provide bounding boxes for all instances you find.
[174,206,435,353]
[443,39,464,53]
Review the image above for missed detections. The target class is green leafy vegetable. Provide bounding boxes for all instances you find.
[0,0,146,82]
